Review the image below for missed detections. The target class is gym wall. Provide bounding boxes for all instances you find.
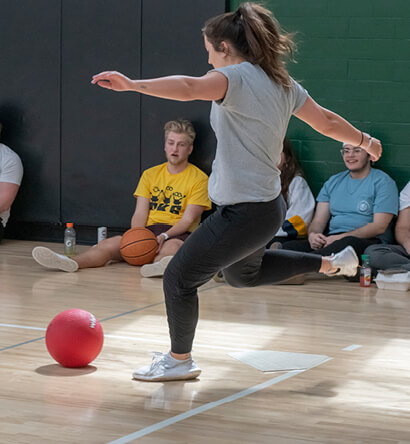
[0,0,224,243]
[230,0,410,195]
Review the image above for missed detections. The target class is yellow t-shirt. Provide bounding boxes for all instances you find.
[134,163,212,232]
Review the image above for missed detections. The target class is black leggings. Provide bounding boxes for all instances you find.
[163,196,323,354]
[0,219,4,243]
[281,236,380,259]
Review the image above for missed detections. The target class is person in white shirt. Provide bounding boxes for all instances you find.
[0,122,24,242]
[365,182,410,271]
[267,138,315,249]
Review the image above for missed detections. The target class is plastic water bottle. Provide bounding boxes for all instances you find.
[98,226,107,243]
[64,222,76,257]
[360,254,371,287]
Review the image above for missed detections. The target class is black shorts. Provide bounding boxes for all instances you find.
[146,223,190,242]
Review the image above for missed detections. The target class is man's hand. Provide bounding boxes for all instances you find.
[91,71,134,91]
[324,233,343,247]
[156,233,168,252]
[308,232,327,250]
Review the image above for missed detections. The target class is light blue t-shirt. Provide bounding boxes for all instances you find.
[208,62,308,206]
[317,169,399,240]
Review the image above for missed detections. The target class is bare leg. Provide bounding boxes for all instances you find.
[154,238,183,262]
[170,352,191,360]
[140,239,184,278]
[320,257,334,274]
[74,236,123,269]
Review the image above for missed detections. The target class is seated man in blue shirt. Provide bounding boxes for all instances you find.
[282,143,399,268]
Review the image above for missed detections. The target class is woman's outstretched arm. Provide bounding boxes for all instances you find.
[91,70,228,102]
[294,95,382,161]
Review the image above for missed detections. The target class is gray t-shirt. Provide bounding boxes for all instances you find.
[208,62,307,205]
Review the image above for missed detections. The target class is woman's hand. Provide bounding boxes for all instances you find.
[365,136,382,162]
[91,71,134,92]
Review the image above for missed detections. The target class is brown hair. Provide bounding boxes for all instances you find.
[280,138,304,204]
[202,2,296,89]
[164,119,196,144]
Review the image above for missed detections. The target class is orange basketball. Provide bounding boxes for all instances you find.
[120,227,158,266]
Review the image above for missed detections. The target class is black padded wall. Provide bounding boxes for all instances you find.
[140,0,224,176]
[0,0,61,222]
[61,0,142,227]
[0,0,225,241]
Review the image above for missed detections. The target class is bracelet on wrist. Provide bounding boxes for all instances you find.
[360,132,370,148]
[160,232,169,240]
[365,135,373,150]
[358,131,364,147]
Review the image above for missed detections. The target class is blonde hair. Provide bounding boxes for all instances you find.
[164,119,196,144]
[202,2,296,89]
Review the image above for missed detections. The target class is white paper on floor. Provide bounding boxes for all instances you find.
[229,350,329,372]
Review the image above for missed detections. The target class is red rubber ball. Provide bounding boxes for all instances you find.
[46,308,104,368]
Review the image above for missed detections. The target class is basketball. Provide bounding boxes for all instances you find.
[120,227,158,266]
[45,309,104,368]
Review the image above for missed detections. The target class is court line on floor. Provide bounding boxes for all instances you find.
[343,344,362,351]
[0,283,222,352]
[0,323,256,353]
[0,324,45,331]
[99,302,163,322]
[0,336,46,351]
[108,358,332,443]
[0,301,162,352]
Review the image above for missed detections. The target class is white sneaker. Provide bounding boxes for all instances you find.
[326,246,359,277]
[132,352,201,382]
[140,256,173,278]
[32,247,79,272]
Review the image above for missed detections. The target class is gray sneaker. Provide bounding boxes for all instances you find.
[140,256,173,278]
[269,241,283,250]
[132,352,201,382]
[32,247,79,272]
[327,246,359,277]
[213,271,225,283]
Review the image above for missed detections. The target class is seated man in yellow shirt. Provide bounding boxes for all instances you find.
[32,119,212,277]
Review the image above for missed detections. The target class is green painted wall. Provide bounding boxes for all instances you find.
[229,0,409,195]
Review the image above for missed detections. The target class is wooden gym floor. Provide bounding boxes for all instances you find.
[1,239,410,443]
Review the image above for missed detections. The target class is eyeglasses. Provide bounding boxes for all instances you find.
[340,147,364,156]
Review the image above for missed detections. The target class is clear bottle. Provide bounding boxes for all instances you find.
[98,226,107,243]
[64,222,76,257]
[360,254,371,287]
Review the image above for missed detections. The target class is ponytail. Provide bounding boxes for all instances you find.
[203,2,296,89]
